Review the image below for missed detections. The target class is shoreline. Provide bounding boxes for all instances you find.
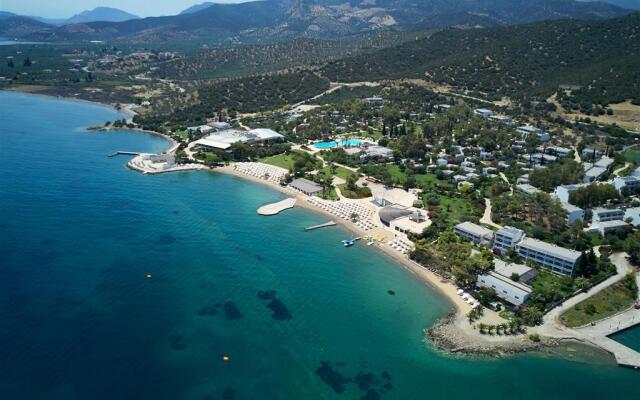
[8,90,615,362]
[214,165,552,356]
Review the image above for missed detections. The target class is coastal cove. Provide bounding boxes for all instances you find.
[1,91,639,399]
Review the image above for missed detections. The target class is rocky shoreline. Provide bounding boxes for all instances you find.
[426,313,555,357]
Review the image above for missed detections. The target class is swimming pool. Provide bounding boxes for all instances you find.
[313,139,364,149]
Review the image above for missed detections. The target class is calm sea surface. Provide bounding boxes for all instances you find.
[0,92,638,399]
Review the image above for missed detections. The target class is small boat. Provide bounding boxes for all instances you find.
[342,238,355,247]
[366,236,374,246]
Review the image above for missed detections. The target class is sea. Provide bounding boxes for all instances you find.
[0,91,638,399]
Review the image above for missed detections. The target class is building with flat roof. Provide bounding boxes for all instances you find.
[515,238,582,276]
[193,128,284,150]
[493,259,537,284]
[516,183,541,196]
[477,271,532,306]
[389,211,430,235]
[613,176,640,193]
[493,226,525,253]
[453,222,494,245]
[624,207,640,227]
[590,220,631,236]
[553,183,589,203]
[561,202,584,226]
[474,108,493,119]
[592,207,624,224]
[289,178,323,196]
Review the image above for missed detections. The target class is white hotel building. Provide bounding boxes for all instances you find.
[515,238,582,276]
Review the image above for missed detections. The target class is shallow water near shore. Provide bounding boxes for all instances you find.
[1,91,639,399]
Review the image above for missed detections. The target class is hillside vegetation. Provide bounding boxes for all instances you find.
[321,13,640,105]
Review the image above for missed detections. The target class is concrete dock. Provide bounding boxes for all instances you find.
[257,198,296,216]
[305,221,337,231]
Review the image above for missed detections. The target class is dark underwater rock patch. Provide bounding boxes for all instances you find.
[354,372,379,391]
[257,290,277,300]
[223,301,243,320]
[222,387,236,399]
[267,299,292,321]
[198,304,220,317]
[361,389,380,400]
[387,290,395,295]
[316,361,350,394]
[156,234,177,245]
[168,334,187,351]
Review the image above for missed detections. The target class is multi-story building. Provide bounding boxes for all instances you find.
[492,226,525,254]
[453,222,494,245]
[591,207,624,223]
[515,238,582,276]
[561,202,585,226]
[477,271,532,306]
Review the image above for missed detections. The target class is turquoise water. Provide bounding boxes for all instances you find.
[1,91,639,399]
[610,325,640,352]
[313,139,364,149]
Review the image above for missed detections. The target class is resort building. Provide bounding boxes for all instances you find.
[364,96,385,107]
[516,183,542,196]
[623,207,640,227]
[581,148,603,159]
[193,128,284,150]
[492,226,525,253]
[389,211,430,235]
[553,183,589,203]
[515,238,582,276]
[613,176,640,193]
[561,202,585,226]
[474,108,493,119]
[493,259,537,284]
[187,124,214,133]
[289,178,323,196]
[207,121,231,131]
[589,220,631,236]
[361,145,394,160]
[489,115,513,125]
[477,271,532,306]
[591,207,624,224]
[379,205,414,227]
[453,222,494,245]
[517,125,550,142]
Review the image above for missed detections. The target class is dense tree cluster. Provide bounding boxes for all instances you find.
[528,159,584,191]
[568,183,620,209]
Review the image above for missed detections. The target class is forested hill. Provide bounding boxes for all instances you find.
[321,12,640,105]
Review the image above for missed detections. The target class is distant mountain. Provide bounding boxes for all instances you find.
[65,7,139,24]
[580,0,640,10]
[0,16,52,37]
[5,0,633,42]
[180,2,217,14]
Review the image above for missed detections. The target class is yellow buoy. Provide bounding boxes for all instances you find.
[223,355,230,362]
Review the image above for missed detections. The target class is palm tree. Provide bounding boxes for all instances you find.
[478,323,487,334]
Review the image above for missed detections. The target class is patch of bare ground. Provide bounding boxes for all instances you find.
[548,94,640,131]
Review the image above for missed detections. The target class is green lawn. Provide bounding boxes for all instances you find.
[259,153,296,170]
[623,148,640,163]
[174,130,189,141]
[438,195,471,223]
[318,187,339,201]
[321,165,357,180]
[560,274,638,328]
[386,164,407,184]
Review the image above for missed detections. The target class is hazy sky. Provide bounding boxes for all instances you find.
[1,1,250,18]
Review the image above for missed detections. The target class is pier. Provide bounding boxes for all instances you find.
[257,198,296,216]
[305,221,337,231]
[577,307,640,369]
[109,151,141,157]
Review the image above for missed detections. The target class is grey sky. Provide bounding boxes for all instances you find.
[1,1,250,18]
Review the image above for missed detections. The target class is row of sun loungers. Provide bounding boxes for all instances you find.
[307,197,373,222]
[387,237,414,254]
[234,162,289,183]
